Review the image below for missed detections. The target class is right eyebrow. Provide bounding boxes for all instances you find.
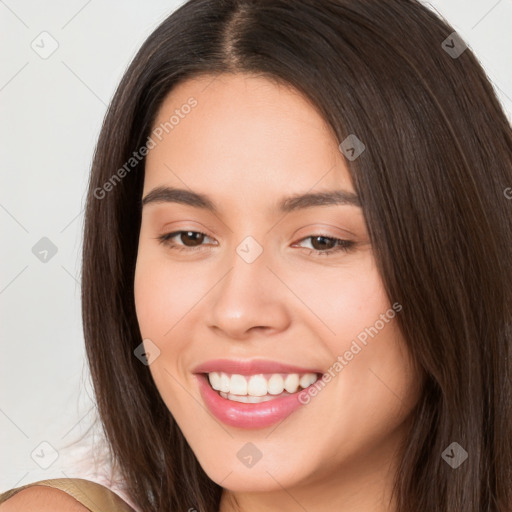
[142,186,218,213]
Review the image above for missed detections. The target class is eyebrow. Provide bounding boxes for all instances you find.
[141,186,361,213]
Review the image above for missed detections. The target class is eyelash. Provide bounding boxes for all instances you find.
[156,230,355,256]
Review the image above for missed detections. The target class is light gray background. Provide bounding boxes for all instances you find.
[1,0,511,493]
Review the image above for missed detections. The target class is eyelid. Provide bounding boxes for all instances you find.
[292,233,355,252]
[160,220,217,237]
[292,222,357,240]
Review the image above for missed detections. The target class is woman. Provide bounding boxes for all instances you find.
[1,0,511,511]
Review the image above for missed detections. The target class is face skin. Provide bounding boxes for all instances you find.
[134,73,423,512]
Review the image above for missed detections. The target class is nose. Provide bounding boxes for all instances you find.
[204,245,291,340]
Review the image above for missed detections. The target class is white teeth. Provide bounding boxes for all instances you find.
[230,374,247,395]
[209,371,221,391]
[247,375,268,396]
[219,372,230,393]
[284,374,300,393]
[219,391,284,403]
[299,373,318,389]
[207,371,319,397]
[268,374,284,395]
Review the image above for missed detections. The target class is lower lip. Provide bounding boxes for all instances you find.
[195,374,311,429]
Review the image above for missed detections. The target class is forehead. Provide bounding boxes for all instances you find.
[144,73,354,199]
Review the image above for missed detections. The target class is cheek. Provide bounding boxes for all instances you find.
[134,259,167,336]
[134,249,206,337]
[133,251,197,410]
[284,253,391,345]
[284,254,413,404]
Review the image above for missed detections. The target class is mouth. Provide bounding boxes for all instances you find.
[194,369,323,429]
[204,371,322,403]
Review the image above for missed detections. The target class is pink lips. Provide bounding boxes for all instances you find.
[193,358,323,429]
[192,358,322,376]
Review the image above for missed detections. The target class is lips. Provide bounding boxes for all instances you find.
[192,358,323,375]
[196,373,315,428]
[193,358,324,429]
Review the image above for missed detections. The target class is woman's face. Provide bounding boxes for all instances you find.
[134,73,421,504]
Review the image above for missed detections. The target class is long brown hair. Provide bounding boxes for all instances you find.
[81,0,512,510]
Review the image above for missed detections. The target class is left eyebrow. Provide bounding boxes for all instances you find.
[141,186,361,213]
[278,190,361,212]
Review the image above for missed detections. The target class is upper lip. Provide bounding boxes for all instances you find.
[192,358,323,376]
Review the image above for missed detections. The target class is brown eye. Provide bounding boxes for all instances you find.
[309,236,337,251]
[293,235,355,256]
[157,230,217,251]
[179,231,206,247]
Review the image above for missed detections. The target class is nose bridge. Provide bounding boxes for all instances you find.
[206,234,290,337]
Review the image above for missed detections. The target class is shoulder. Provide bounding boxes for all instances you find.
[0,485,89,511]
[0,478,135,512]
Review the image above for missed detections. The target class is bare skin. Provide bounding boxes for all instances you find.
[134,73,423,512]
[0,486,90,511]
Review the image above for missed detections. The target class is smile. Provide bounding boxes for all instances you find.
[207,371,320,403]
[195,372,323,429]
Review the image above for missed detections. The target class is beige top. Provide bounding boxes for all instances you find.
[0,478,135,511]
